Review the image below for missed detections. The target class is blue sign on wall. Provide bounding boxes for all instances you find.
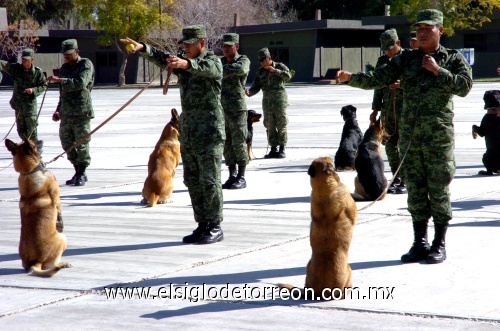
[457,48,475,66]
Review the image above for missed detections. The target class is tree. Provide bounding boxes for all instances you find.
[390,0,500,36]
[0,19,40,60]
[0,0,75,25]
[75,0,175,86]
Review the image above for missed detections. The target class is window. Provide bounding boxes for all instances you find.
[96,52,118,67]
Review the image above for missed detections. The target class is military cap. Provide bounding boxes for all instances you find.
[379,28,399,51]
[257,48,270,62]
[413,9,443,26]
[178,25,206,44]
[483,90,500,109]
[409,31,417,40]
[61,39,78,54]
[21,48,34,59]
[222,33,239,45]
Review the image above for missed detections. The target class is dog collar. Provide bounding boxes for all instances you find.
[20,162,46,176]
[486,109,500,115]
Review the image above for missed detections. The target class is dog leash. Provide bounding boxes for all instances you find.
[27,78,52,141]
[44,69,165,167]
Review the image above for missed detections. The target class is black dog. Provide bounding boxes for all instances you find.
[472,90,500,175]
[335,105,363,170]
[247,109,262,160]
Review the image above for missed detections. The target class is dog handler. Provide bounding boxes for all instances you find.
[50,39,95,187]
[370,29,406,194]
[121,25,225,245]
[336,9,472,264]
[245,48,291,158]
[220,33,251,190]
[0,48,47,152]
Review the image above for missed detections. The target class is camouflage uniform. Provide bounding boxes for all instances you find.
[247,48,291,149]
[56,40,95,170]
[221,42,250,168]
[139,36,225,225]
[349,46,472,225]
[372,47,405,177]
[0,50,47,142]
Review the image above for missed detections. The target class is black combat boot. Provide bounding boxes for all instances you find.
[278,145,286,158]
[183,222,208,243]
[401,222,431,263]
[387,175,400,194]
[35,140,44,155]
[394,179,407,194]
[74,165,88,186]
[231,165,246,189]
[66,165,78,185]
[426,223,448,264]
[264,146,278,159]
[222,165,237,189]
[198,222,224,244]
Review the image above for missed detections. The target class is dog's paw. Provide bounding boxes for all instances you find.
[140,198,148,205]
[60,262,73,269]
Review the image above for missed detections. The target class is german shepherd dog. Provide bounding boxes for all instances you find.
[279,157,357,300]
[246,109,262,160]
[351,118,388,201]
[335,105,363,171]
[5,139,71,277]
[142,108,181,207]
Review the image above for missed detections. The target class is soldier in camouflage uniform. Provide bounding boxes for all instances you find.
[336,9,473,264]
[0,48,47,151]
[50,39,95,187]
[245,48,291,158]
[409,31,419,50]
[370,29,406,194]
[220,33,250,190]
[121,25,225,245]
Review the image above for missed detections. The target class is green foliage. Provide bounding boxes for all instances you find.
[390,0,500,36]
[75,0,174,46]
[0,0,75,25]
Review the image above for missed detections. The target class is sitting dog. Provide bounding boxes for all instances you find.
[5,139,71,277]
[472,90,500,176]
[279,157,357,300]
[351,118,388,201]
[141,108,181,207]
[334,105,363,171]
[246,109,262,161]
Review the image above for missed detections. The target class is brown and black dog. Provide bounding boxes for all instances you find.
[279,157,357,300]
[5,139,71,277]
[246,109,262,161]
[352,118,388,201]
[141,108,181,207]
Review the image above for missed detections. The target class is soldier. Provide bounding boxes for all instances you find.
[49,39,95,187]
[409,31,419,50]
[370,29,406,194]
[0,48,47,152]
[245,48,291,158]
[336,9,473,264]
[120,25,225,245]
[220,33,251,190]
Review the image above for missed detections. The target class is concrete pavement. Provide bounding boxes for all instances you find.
[0,83,499,330]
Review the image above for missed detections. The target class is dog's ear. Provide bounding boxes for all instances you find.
[22,140,37,156]
[307,163,316,177]
[5,139,17,155]
[350,105,357,113]
[171,108,179,121]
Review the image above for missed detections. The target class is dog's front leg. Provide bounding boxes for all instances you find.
[56,211,64,233]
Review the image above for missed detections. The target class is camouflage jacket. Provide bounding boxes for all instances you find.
[57,56,95,119]
[0,60,47,107]
[247,61,291,99]
[221,53,250,112]
[372,49,405,117]
[349,45,472,148]
[140,44,225,145]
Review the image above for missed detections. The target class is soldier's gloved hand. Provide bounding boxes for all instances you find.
[472,125,478,139]
[52,111,60,122]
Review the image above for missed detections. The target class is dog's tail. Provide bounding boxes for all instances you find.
[148,192,160,207]
[28,262,71,277]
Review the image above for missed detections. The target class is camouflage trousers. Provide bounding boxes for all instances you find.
[59,118,92,167]
[14,104,38,141]
[223,110,248,167]
[401,144,455,225]
[381,112,401,176]
[181,140,224,224]
[262,97,288,147]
